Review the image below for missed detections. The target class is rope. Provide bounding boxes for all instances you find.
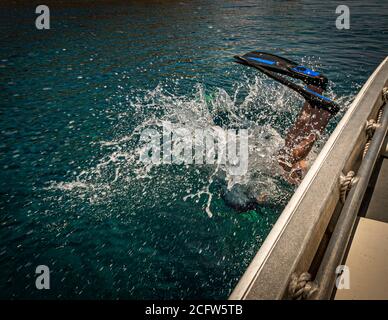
[365,119,378,138]
[383,87,388,103]
[364,105,384,158]
[363,140,371,159]
[339,171,356,203]
[288,272,318,300]
[377,107,384,124]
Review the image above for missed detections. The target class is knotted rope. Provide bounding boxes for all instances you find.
[363,105,384,158]
[383,87,388,103]
[288,272,318,300]
[365,119,378,138]
[339,171,357,203]
[363,119,377,158]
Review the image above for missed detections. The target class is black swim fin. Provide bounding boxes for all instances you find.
[234,51,339,115]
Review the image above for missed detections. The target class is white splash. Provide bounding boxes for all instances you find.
[47,73,348,217]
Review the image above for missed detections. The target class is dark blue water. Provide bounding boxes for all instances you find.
[1,0,387,299]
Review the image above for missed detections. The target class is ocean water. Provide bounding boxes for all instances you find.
[0,0,387,299]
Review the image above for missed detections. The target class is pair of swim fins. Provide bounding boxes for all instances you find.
[234,51,339,114]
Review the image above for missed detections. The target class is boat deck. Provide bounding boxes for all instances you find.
[364,153,388,223]
[335,150,388,300]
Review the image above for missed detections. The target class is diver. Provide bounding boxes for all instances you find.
[223,51,339,211]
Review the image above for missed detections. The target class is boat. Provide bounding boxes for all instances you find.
[229,56,388,300]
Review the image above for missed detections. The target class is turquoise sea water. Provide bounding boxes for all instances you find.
[0,1,387,299]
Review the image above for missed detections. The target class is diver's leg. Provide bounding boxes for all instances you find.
[289,102,331,162]
[278,85,332,183]
[278,100,317,172]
